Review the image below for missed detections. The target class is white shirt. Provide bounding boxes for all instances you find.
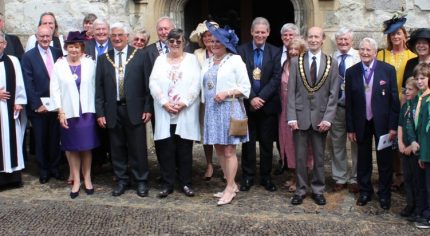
[114,45,128,101]
[332,47,361,73]
[280,45,288,66]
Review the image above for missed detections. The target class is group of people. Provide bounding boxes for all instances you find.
[0,10,430,227]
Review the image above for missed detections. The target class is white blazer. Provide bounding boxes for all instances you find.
[200,54,251,103]
[149,53,201,141]
[50,56,96,119]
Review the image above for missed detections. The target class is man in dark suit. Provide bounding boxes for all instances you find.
[287,26,339,205]
[237,17,281,192]
[21,25,63,184]
[0,13,24,60]
[345,37,399,210]
[84,18,112,60]
[95,22,152,197]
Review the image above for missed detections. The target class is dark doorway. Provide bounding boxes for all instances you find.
[184,0,295,48]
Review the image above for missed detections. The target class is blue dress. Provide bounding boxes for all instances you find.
[203,65,249,145]
[60,65,100,151]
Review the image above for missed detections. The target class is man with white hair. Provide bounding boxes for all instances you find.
[95,22,152,197]
[84,18,112,61]
[330,27,361,193]
[345,37,399,210]
[280,23,300,66]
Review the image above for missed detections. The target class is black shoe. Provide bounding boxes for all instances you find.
[52,172,66,181]
[157,186,173,198]
[379,198,391,210]
[70,190,79,199]
[182,185,195,197]
[112,183,128,196]
[39,176,50,184]
[84,187,95,195]
[291,194,304,205]
[137,182,149,197]
[400,205,414,217]
[260,179,277,192]
[239,178,254,192]
[356,195,371,206]
[414,217,430,229]
[311,193,326,205]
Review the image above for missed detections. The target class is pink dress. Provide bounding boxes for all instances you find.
[278,61,314,169]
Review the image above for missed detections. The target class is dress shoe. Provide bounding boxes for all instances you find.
[136,183,149,197]
[400,205,414,217]
[182,185,195,197]
[84,187,95,195]
[260,179,277,192]
[414,217,430,229]
[239,178,254,192]
[39,176,50,184]
[213,186,239,198]
[356,195,372,206]
[112,183,128,197]
[291,194,305,205]
[311,193,326,205]
[217,192,236,206]
[157,186,173,198]
[348,183,359,193]
[334,183,347,192]
[70,190,79,199]
[379,198,391,210]
[203,165,213,181]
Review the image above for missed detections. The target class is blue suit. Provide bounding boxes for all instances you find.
[21,46,63,179]
[345,59,399,200]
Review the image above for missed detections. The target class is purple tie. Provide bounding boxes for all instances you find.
[365,68,373,120]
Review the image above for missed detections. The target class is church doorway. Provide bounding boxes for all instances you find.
[184,0,295,48]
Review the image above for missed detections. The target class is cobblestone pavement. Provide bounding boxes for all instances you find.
[0,145,428,235]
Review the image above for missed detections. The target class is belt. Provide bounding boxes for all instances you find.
[117,101,127,106]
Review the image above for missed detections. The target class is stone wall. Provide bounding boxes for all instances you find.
[2,0,430,51]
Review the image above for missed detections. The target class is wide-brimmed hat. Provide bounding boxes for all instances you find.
[383,12,407,34]
[205,21,239,54]
[406,28,430,53]
[190,20,219,47]
[65,31,85,43]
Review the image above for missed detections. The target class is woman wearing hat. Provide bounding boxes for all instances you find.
[201,22,250,205]
[403,28,430,82]
[50,31,100,199]
[190,20,219,181]
[149,28,201,198]
[377,13,416,192]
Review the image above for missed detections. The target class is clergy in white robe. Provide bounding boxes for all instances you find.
[0,32,27,174]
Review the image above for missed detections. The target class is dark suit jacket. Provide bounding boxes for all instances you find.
[287,51,339,130]
[345,60,400,141]
[95,46,152,128]
[4,34,24,60]
[237,42,282,115]
[84,39,112,60]
[402,57,420,88]
[142,42,160,79]
[21,46,63,112]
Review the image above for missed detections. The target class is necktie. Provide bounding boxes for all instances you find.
[253,48,262,93]
[45,50,53,78]
[118,51,125,100]
[364,68,373,120]
[164,44,169,54]
[254,48,262,68]
[338,54,347,78]
[97,44,105,56]
[310,56,317,86]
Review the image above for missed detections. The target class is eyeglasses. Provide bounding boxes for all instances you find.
[133,37,146,42]
[168,39,182,45]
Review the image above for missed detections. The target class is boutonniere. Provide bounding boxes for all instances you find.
[382,89,386,96]
[379,80,386,86]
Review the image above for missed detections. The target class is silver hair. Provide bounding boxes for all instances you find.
[359,37,378,51]
[335,27,354,39]
[156,16,176,29]
[280,23,299,35]
[92,18,109,30]
[110,22,130,35]
[251,17,270,32]
[133,28,150,40]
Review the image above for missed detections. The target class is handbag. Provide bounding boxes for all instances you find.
[229,96,248,136]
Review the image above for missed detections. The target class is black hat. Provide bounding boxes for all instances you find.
[383,12,407,34]
[64,31,85,43]
[406,28,430,54]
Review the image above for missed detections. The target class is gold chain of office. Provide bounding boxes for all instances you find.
[105,49,138,75]
[298,53,332,94]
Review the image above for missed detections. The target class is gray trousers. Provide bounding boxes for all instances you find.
[328,106,357,184]
[294,128,327,196]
